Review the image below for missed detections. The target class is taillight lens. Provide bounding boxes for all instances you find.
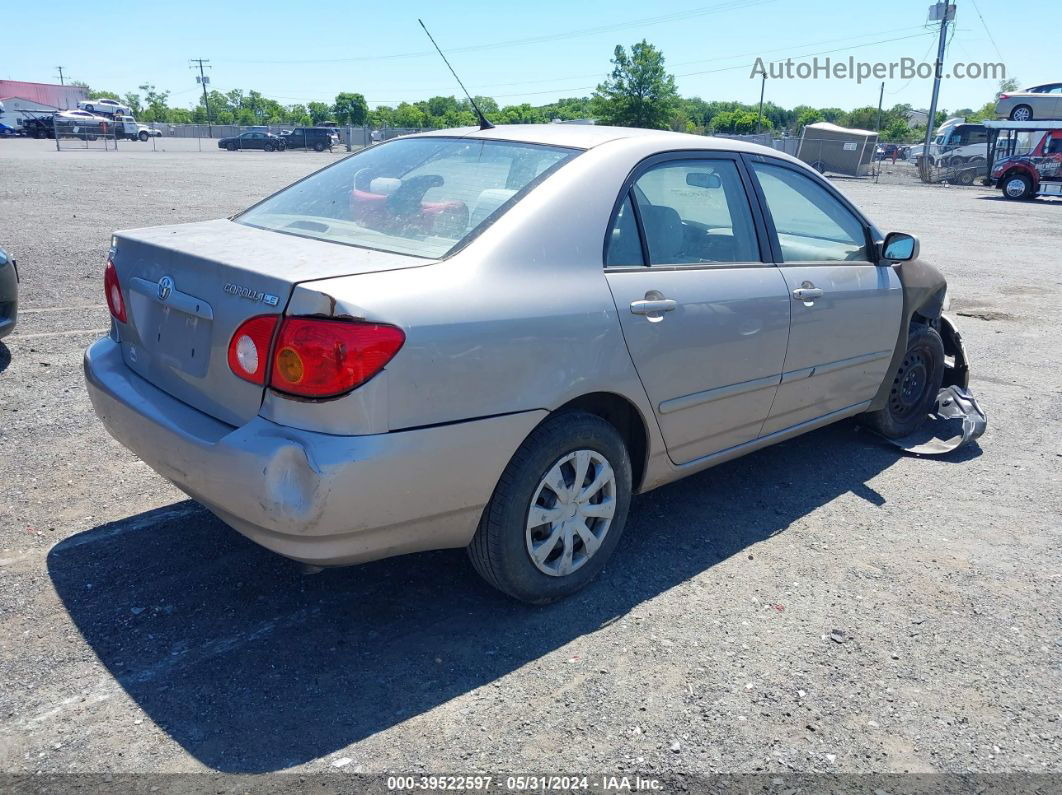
[227,315,279,384]
[104,260,127,323]
[999,93,1009,99]
[269,317,405,398]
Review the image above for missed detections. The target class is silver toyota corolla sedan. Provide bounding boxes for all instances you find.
[84,124,971,603]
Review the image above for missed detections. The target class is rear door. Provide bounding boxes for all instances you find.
[604,153,792,465]
[745,156,902,435]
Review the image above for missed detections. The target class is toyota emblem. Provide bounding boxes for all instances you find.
[157,275,174,301]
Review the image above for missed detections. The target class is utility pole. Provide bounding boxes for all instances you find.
[922,0,954,179]
[756,72,766,135]
[55,66,65,85]
[875,81,885,134]
[190,58,213,138]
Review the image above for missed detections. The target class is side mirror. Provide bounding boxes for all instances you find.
[686,172,722,189]
[882,232,920,262]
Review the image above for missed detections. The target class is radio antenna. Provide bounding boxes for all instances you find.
[418,19,494,130]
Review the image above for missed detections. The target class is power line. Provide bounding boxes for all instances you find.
[483,30,938,100]
[968,0,1005,63]
[216,0,776,65]
[316,24,932,96]
[220,29,938,108]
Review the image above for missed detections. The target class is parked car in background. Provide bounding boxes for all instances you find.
[0,246,18,340]
[86,126,975,603]
[78,98,131,117]
[279,126,336,152]
[874,143,906,161]
[217,131,284,151]
[991,128,1062,199]
[994,83,1062,122]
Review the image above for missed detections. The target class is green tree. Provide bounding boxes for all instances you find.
[307,102,333,125]
[710,110,763,134]
[123,92,143,116]
[999,77,1020,94]
[591,40,678,129]
[333,92,369,125]
[795,106,825,129]
[883,118,910,141]
[137,83,171,122]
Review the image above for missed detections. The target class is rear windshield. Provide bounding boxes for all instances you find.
[237,137,579,258]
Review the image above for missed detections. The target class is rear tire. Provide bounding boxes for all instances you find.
[468,412,632,604]
[313,141,326,152]
[1010,104,1033,122]
[863,325,944,439]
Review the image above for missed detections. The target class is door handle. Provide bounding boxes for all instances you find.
[630,298,677,316]
[791,287,823,301]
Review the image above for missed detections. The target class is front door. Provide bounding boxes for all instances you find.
[604,155,792,465]
[745,157,902,435]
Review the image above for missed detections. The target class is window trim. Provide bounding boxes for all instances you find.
[742,153,879,267]
[601,149,774,271]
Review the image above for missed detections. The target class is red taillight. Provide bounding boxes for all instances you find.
[104,260,127,323]
[999,93,1010,100]
[269,317,405,398]
[227,315,279,385]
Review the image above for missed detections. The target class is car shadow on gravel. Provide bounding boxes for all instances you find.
[0,342,10,373]
[47,421,970,773]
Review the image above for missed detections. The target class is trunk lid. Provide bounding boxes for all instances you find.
[112,218,429,427]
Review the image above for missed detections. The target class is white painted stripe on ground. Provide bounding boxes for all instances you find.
[18,305,107,314]
[6,328,108,340]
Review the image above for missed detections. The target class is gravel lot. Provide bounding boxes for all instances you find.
[0,137,1059,778]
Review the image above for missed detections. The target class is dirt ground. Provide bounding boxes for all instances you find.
[0,138,1059,778]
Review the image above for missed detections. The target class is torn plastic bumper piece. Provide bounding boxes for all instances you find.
[885,385,987,456]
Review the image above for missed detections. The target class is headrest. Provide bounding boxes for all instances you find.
[640,204,683,263]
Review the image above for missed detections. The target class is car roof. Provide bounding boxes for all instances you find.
[408,123,784,156]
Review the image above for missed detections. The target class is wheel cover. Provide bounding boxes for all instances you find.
[1005,177,1027,198]
[525,450,616,577]
[889,349,931,420]
[1012,107,1031,121]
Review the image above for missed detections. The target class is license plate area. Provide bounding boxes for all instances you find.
[128,278,213,378]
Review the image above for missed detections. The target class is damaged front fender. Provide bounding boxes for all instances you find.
[939,313,970,390]
[881,385,987,456]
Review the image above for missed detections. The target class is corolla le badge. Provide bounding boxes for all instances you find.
[224,282,280,306]
[157,275,174,301]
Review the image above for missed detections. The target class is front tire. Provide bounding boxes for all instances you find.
[138,130,149,141]
[468,412,633,604]
[313,141,326,152]
[1001,173,1033,200]
[863,325,944,439]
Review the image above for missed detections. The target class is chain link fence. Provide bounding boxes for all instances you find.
[53,117,119,151]
[136,123,418,149]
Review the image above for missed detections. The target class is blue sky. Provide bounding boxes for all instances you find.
[5,0,1055,113]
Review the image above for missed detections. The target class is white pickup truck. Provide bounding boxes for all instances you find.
[114,116,162,141]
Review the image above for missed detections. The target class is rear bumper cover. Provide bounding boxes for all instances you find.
[84,337,545,565]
